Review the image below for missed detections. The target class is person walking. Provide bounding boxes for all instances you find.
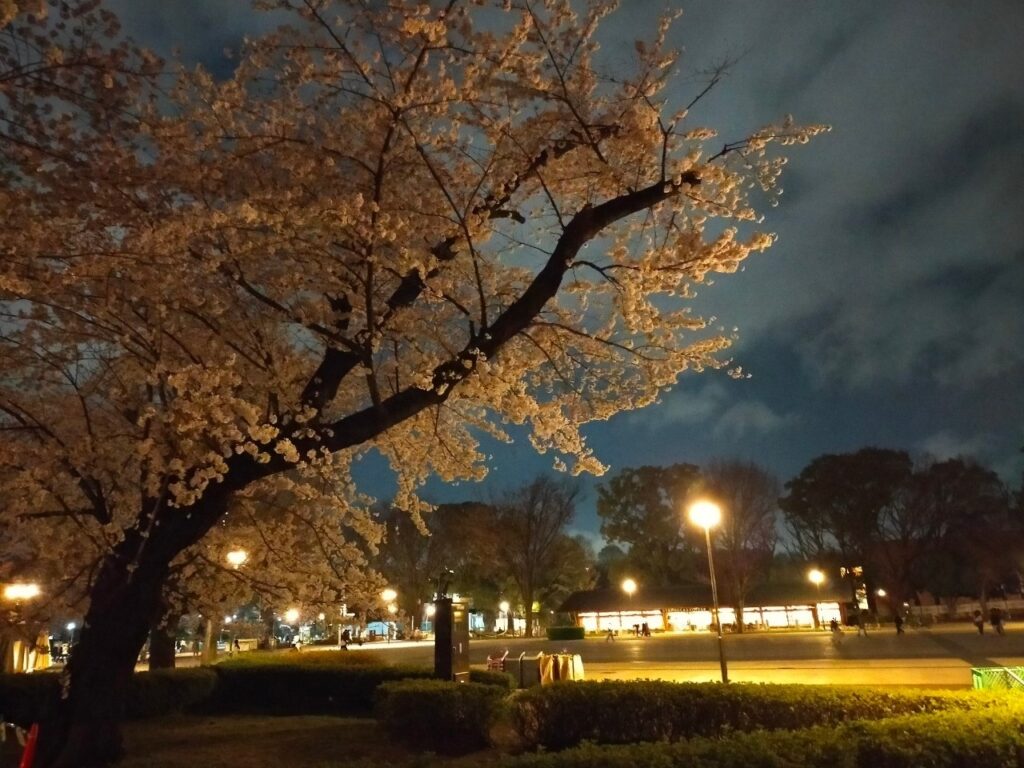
[829,618,843,648]
[990,607,1005,635]
[605,628,615,643]
[973,609,985,635]
[894,613,905,635]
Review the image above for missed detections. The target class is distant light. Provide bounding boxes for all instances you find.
[621,578,637,596]
[318,612,326,621]
[688,500,722,530]
[808,569,825,586]
[499,600,510,613]
[226,550,248,568]
[387,603,398,615]
[284,608,300,624]
[3,583,41,601]
[425,604,437,618]
[876,588,887,598]
[381,588,398,603]
[224,616,232,624]
[66,622,76,631]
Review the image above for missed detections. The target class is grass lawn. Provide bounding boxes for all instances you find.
[120,715,502,768]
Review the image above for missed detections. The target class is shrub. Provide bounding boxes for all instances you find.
[499,701,1024,767]
[376,679,508,754]
[0,668,218,727]
[0,673,60,727]
[510,680,1003,750]
[209,662,432,715]
[469,668,516,690]
[217,649,388,667]
[545,627,585,641]
[125,668,218,719]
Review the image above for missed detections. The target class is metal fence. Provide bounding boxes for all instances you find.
[971,666,1024,690]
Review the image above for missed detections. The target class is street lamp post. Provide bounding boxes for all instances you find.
[688,500,728,684]
[499,600,511,635]
[808,569,825,629]
[620,578,637,635]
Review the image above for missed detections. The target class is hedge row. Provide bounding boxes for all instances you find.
[499,702,1024,768]
[0,669,218,728]
[0,655,513,726]
[375,679,508,754]
[545,627,585,641]
[509,680,1002,750]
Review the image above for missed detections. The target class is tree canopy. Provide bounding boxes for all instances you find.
[0,1,823,764]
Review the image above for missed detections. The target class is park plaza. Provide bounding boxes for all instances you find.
[559,583,847,633]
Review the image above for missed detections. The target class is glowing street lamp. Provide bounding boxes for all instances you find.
[284,608,300,624]
[3,583,41,602]
[226,550,248,568]
[381,588,398,603]
[621,578,637,597]
[688,499,728,684]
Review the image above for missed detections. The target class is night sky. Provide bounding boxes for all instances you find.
[111,1,1024,543]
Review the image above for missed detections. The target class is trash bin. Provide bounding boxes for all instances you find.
[507,651,542,688]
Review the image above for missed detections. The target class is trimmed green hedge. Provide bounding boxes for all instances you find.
[376,679,508,754]
[216,650,388,667]
[510,681,1002,750]
[126,669,218,719]
[209,662,434,715]
[0,654,515,726]
[0,669,218,727]
[0,672,60,727]
[500,702,1024,767]
[545,627,585,641]
[469,668,516,690]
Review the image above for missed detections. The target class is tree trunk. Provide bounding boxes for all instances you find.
[259,605,277,650]
[734,599,745,634]
[34,489,233,767]
[524,592,534,638]
[201,618,218,665]
[148,624,177,670]
[148,598,179,670]
[35,556,166,767]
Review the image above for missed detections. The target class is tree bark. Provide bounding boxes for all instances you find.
[35,491,231,767]
[35,557,166,767]
[200,617,218,665]
[147,623,177,670]
[147,595,179,670]
[524,591,534,639]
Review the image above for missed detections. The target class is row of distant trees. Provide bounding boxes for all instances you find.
[374,448,1023,636]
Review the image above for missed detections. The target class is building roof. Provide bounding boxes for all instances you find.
[558,582,848,613]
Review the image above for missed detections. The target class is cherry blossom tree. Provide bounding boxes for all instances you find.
[0,0,825,763]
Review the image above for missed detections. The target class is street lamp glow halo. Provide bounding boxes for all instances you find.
[808,568,825,586]
[380,588,398,603]
[499,600,510,613]
[687,500,722,529]
[226,549,248,567]
[284,608,300,624]
[3,583,41,601]
[621,578,637,596]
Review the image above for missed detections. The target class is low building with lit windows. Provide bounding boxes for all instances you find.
[558,583,849,633]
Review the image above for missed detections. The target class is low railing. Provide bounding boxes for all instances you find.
[971,666,1024,690]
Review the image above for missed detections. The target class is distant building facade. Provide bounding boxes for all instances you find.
[558,584,849,632]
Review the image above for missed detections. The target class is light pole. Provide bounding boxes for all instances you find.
[620,578,637,635]
[499,600,511,635]
[808,569,825,629]
[688,500,728,684]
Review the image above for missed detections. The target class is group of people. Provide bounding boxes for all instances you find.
[604,622,652,641]
[972,607,1006,635]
